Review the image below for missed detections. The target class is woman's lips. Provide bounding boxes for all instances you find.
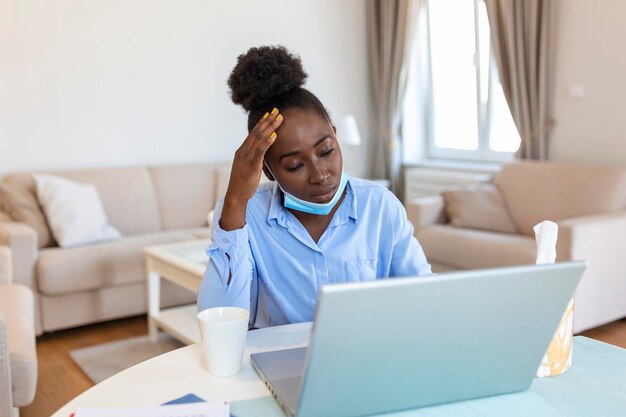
[310,186,337,203]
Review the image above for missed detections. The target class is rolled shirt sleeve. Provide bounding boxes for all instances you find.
[389,196,433,277]
[197,199,256,313]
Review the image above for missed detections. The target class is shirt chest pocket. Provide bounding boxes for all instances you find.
[345,257,378,282]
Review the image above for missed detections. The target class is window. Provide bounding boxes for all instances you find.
[403,0,521,162]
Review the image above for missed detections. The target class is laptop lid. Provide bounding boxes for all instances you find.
[291,261,585,417]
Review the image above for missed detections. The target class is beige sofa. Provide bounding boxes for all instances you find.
[0,246,37,417]
[407,161,626,333]
[0,161,231,334]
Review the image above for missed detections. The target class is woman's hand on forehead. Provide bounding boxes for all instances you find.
[225,108,284,203]
[220,108,283,231]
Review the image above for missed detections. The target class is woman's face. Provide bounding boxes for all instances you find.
[264,108,343,203]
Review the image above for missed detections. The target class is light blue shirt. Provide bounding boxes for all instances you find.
[197,177,432,328]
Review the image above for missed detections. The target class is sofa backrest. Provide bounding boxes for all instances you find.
[496,161,626,236]
[1,160,241,244]
[51,167,162,235]
[149,163,224,230]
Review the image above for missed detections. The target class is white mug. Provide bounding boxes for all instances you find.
[197,307,249,377]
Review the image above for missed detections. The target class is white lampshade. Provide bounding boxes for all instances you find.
[337,115,362,146]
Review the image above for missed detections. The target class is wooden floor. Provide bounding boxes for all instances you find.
[21,316,148,417]
[20,316,626,417]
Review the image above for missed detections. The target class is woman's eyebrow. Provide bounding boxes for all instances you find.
[279,135,331,162]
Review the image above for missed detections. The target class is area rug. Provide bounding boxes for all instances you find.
[70,333,185,383]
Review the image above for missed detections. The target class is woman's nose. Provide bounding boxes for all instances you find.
[309,162,329,184]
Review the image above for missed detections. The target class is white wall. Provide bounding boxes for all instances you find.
[550,0,626,164]
[0,0,372,177]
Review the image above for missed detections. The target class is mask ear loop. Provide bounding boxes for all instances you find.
[261,160,288,211]
[263,160,284,193]
[263,159,273,181]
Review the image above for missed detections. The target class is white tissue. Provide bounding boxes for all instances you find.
[534,221,558,264]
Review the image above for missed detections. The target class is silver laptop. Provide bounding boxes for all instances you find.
[250,261,585,417]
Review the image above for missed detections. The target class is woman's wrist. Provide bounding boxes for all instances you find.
[220,193,248,231]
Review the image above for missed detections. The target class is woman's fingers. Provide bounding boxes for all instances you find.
[257,110,283,145]
[250,107,282,137]
[243,108,284,158]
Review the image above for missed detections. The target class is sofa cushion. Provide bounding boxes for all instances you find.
[442,184,517,233]
[36,230,205,295]
[39,280,195,332]
[51,167,162,235]
[149,164,217,230]
[417,225,536,270]
[0,179,55,248]
[497,162,626,236]
[35,175,122,247]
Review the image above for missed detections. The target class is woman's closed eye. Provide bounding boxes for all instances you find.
[284,149,334,171]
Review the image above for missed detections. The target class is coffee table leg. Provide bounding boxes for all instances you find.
[148,270,161,342]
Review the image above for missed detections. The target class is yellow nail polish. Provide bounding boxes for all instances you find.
[262,112,269,119]
[276,114,282,121]
[270,132,277,140]
[271,107,278,115]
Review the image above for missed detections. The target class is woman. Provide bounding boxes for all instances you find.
[198,46,431,328]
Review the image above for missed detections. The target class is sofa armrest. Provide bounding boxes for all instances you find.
[0,247,11,285]
[0,285,37,410]
[557,210,626,258]
[405,195,446,231]
[0,223,37,290]
[0,311,12,417]
[556,210,626,332]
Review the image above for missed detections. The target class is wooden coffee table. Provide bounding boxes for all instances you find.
[144,239,211,344]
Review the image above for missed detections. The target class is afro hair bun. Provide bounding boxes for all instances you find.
[227,45,308,112]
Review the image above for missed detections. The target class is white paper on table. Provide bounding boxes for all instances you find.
[74,402,229,417]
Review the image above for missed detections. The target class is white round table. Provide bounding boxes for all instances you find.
[52,322,312,417]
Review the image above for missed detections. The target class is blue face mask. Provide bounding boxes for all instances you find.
[264,162,349,216]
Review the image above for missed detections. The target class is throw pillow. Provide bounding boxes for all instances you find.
[0,180,56,248]
[442,184,517,234]
[35,175,122,247]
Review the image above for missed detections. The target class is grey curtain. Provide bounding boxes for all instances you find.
[485,0,555,160]
[367,0,421,194]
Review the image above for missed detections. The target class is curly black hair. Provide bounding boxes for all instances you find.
[227,45,332,132]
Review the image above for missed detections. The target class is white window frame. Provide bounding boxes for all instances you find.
[423,0,517,163]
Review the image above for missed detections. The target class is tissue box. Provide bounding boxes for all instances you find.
[536,299,575,377]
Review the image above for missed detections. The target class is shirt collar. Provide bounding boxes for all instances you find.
[266,178,358,227]
[267,182,285,226]
[337,178,358,224]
